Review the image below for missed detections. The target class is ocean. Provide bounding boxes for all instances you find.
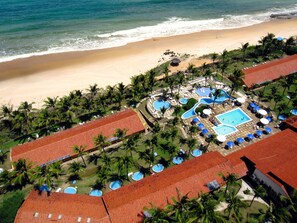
[0,0,296,62]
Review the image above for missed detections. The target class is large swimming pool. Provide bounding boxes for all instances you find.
[216,108,251,127]
[213,108,252,136]
[153,99,171,111]
[181,89,230,119]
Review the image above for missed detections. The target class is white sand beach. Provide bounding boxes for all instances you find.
[0,18,297,107]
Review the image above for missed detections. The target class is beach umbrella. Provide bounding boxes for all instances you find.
[265,127,272,134]
[249,102,256,108]
[253,105,260,112]
[256,130,263,137]
[290,109,297,115]
[203,109,212,115]
[197,123,205,130]
[192,117,199,124]
[201,129,209,135]
[217,135,226,142]
[247,134,254,140]
[258,109,267,116]
[236,137,244,144]
[260,118,269,125]
[236,97,245,103]
[226,141,234,148]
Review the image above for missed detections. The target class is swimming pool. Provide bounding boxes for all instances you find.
[191,149,202,157]
[89,189,102,197]
[152,164,164,173]
[213,124,237,136]
[196,87,211,97]
[213,108,252,136]
[131,171,144,181]
[181,89,230,119]
[64,187,77,194]
[153,99,171,111]
[216,108,252,127]
[109,180,122,190]
[179,98,188,104]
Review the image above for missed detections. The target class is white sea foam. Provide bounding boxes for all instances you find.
[1,4,297,63]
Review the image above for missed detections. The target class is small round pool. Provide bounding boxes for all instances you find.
[109,180,122,190]
[64,187,77,194]
[152,164,164,173]
[173,156,184,165]
[131,171,144,181]
[179,98,189,105]
[89,189,103,197]
[191,149,202,157]
[153,99,171,111]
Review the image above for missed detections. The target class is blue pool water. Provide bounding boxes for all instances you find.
[216,108,251,127]
[173,156,184,165]
[152,164,164,173]
[89,189,103,197]
[179,98,189,105]
[196,87,212,97]
[191,149,202,157]
[109,180,122,190]
[181,89,230,119]
[64,187,77,194]
[213,124,237,136]
[153,100,171,111]
[131,171,144,181]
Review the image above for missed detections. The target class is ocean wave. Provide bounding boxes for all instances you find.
[1,4,297,63]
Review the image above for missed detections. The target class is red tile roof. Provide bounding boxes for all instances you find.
[103,151,236,223]
[14,191,110,223]
[11,109,145,166]
[227,129,297,189]
[242,54,297,88]
[283,115,297,131]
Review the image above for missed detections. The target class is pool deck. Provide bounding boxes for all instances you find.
[183,100,280,156]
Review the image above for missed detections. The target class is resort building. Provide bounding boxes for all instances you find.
[10,109,145,166]
[242,54,297,88]
[14,116,297,223]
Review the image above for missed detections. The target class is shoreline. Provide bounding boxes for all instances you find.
[1,18,297,107]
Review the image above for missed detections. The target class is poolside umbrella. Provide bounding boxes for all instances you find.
[253,105,260,112]
[260,118,269,125]
[236,137,244,144]
[201,129,209,135]
[265,127,272,134]
[197,123,205,130]
[217,135,226,142]
[266,116,273,122]
[247,134,254,141]
[290,109,297,115]
[249,102,256,108]
[203,109,212,115]
[258,109,267,116]
[192,117,199,124]
[236,97,245,103]
[226,141,234,148]
[256,130,263,137]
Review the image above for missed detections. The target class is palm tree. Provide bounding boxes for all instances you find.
[143,203,169,223]
[117,82,126,96]
[212,89,224,107]
[93,133,109,153]
[219,172,240,196]
[225,188,248,222]
[203,69,212,86]
[219,62,228,82]
[287,90,297,106]
[97,166,110,187]
[1,104,13,118]
[206,134,217,151]
[191,192,226,223]
[221,49,228,64]
[250,185,266,206]
[241,42,249,60]
[173,106,181,117]
[276,103,287,121]
[43,96,58,109]
[169,128,178,142]
[32,162,62,188]
[273,93,282,110]
[11,159,34,187]
[68,161,84,180]
[177,71,185,96]
[115,155,135,179]
[113,128,127,140]
[160,106,167,118]
[258,201,292,223]
[187,138,197,153]
[211,53,218,65]
[0,150,8,164]
[279,76,291,97]
[72,145,87,167]
[87,84,99,99]
[138,149,155,168]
